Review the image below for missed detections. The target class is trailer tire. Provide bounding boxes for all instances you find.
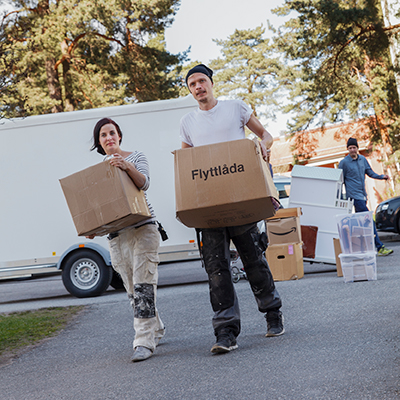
[62,250,112,298]
[110,270,125,290]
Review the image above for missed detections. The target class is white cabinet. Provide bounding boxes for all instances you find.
[288,165,353,264]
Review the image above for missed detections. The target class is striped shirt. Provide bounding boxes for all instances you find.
[106,151,156,228]
[125,151,156,226]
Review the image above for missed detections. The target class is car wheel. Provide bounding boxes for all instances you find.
[62,250,112,298]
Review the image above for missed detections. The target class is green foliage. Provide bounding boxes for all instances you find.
[270,0,400,160]
[209,26,287,120]
[0,0,186,118]
[0,306,83,357]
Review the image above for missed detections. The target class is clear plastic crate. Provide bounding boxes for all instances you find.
[338,252,377,283]
[336,211,375,254]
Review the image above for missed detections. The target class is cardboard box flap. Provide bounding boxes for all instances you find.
[267,207,302,220]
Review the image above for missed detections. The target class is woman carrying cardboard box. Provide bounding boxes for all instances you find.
[87,117,165,362]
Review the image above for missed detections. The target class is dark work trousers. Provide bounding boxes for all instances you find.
[200,222,282,338]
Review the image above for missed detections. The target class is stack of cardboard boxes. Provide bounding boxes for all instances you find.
[265,208,304,281]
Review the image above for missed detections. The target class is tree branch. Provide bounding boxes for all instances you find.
[333,22,400,79]
[54,32,125,69]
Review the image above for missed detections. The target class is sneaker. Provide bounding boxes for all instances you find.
[210,332,238,354]
[378,246,393,256]
[265,310,285,337]
[132,346,153,362]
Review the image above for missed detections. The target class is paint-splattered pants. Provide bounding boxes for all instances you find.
[109,223,164,352]
[200,222,282,338]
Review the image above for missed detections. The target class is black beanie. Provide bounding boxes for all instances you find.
[185,64,213,86]
[347,137,358,148]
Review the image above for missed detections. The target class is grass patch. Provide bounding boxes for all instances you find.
[0,306,84,359]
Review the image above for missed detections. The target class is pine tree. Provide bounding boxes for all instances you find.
[209,26,286,120]
[0,0,185,118]
[271,0,400,164]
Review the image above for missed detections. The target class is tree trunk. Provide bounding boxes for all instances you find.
[45,58,63,113]
[61,39,74,112]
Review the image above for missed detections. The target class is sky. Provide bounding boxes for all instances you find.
[1,0,290,135]
[164,0,289,135]
[165,0,284,64]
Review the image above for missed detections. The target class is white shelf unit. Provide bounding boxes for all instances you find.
[288,165,353,264]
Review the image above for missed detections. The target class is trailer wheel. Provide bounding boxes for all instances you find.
[62,250,112,298]
[110,270,125,290]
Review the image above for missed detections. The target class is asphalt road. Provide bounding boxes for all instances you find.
[1,234,400,399]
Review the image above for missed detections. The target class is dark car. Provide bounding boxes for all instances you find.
[375,196,400,233]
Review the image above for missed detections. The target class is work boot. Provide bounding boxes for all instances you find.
[211,332,238,354]
[265,310,285,337]
[132,346,153,362]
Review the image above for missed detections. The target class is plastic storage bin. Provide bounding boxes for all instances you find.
[338,252,377,283]
[336,211,375,254]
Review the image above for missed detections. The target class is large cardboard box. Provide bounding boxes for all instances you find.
[266,243,304,281]
[60,162,151,237]
[174,139,279,228]
[266,208,302,245]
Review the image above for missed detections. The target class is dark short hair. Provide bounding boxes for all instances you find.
[91,118,123,155]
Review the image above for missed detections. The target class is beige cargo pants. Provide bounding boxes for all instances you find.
[108,223,164,352]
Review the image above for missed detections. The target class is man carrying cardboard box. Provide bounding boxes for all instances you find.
[180,64,284,354]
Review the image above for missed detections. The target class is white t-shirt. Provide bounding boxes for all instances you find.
[180,99,253,147]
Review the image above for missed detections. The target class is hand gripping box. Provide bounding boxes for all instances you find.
[174,139,279,228]
[266,207,302,245]
[60,161,151,237]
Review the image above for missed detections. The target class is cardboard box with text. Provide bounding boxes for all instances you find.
[174,139,279,228]
[60,162,151,237]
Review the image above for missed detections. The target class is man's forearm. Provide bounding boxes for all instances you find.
[246,114,273,149]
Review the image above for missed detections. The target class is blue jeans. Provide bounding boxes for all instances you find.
[352,199,383,251]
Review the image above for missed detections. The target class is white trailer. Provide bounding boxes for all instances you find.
[0,96,200,297]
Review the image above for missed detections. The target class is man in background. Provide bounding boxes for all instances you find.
[339,137,393,256]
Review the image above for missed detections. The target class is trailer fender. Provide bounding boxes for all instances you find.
[56,242,111,270]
